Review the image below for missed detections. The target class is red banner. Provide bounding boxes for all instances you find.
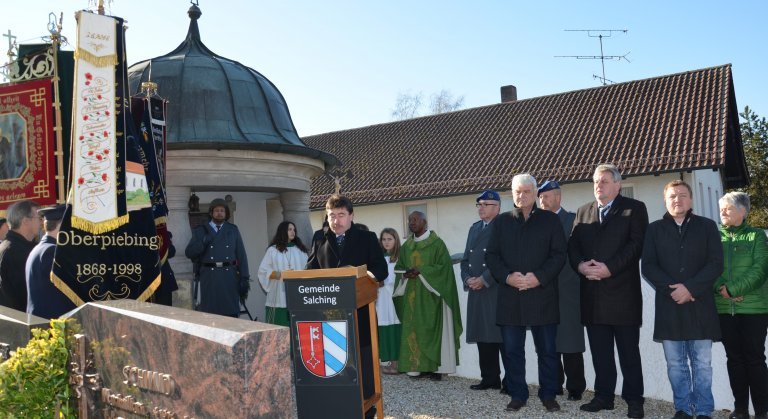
[0,78,57,209]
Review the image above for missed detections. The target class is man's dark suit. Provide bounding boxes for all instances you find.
[306,224,387,282]
[567,194,648,405]
[306,223,387,412]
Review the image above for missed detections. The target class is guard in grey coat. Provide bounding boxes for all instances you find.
[185,199,250,317]
[461,190,507,391]
[538,180,586,400]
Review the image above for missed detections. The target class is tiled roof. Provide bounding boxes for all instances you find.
[303,64,747,209]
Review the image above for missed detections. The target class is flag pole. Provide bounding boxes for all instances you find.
[49,13,66,204]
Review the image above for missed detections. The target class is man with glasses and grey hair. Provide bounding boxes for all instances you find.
[568,164,649,418]
[486,174,567,414]
[0,200,42,311]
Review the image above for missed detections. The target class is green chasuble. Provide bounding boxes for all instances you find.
[394,231,463,372]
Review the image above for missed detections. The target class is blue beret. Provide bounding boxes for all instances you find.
[38,204,67,221]
[476,190,500,202]
[537,180,560,196]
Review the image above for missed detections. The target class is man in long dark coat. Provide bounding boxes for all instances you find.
[0,200,41,312]
[538,180,586,402]
[461,190,506,391]
[185,198,250,317]
[568,164,648,418]
[641,180,723,418]
[486,174,566,414]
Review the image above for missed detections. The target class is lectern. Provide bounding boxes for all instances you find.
[283,266,383,419]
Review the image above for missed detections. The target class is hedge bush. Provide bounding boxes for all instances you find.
[0,319,76,418]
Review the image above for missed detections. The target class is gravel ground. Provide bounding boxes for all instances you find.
[380,373,737,419]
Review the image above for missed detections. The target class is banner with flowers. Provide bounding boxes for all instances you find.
[69,11,127,234]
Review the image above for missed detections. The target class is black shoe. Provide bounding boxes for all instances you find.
[580,398,615,412]
[695,416,712,419]
[753,414,767,419]
[567,392,583,401]
[542,399,560,412]
[555,388,564,396]
[627,401,644,418]
[505,399,526,412]
[469,381,501,390]
[728,410,749,419]
[428,372,442,381]
[673,411,693,419]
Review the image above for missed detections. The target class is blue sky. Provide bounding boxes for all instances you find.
[2,1,766,136]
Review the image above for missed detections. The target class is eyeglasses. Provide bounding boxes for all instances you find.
[475,203,498,208]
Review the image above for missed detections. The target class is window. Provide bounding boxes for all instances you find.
[620,186,634,199]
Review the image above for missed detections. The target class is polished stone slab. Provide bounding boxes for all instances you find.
[67,300,293,418]
[0,306,49,361]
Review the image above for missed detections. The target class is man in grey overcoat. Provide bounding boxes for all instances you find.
[185,198,250,317]
[461,190,507,392]
[538,181,586,401]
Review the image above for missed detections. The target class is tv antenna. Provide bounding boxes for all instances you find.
[556,29,630,85]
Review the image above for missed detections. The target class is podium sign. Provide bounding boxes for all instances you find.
[284,267,383,419]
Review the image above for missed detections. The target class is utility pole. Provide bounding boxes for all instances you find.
[556,29,630,85]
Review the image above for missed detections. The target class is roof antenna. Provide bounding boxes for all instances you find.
[555,29,630,85]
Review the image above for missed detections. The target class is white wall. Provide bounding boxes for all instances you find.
[311,169,766,410]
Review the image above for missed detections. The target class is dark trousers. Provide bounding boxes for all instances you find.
[477,342,504,385]
[558,352,586,394]
[153,290,173,306]
[719,314,768,414]
[586,324,644,403]
[501,324,559,401]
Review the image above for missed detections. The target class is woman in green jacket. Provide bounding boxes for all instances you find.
[715,192,768,419]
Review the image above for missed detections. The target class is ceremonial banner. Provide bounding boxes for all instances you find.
[70,11,127,234]
[52,13,161,306]
[0,78,57,209]
[131,96,170,262]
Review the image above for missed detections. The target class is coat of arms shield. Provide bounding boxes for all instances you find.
[296,320,348,378]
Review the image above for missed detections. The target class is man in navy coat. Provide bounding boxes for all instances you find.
[26,204,75,318]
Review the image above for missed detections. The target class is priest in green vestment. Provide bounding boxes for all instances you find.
[393,211,463,380]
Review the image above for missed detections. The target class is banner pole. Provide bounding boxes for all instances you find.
[50,15,66,204]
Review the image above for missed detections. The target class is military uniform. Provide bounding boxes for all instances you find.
[185,222,250,316]
[461,218,505,388]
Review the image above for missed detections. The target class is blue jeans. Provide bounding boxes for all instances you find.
[500,324,559,401]
[662,340,714,416]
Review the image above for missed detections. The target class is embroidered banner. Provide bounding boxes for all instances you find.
[51,133,162,306]
[0,78,57,209]
[70,11,127,234]
[52,13,161,306]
